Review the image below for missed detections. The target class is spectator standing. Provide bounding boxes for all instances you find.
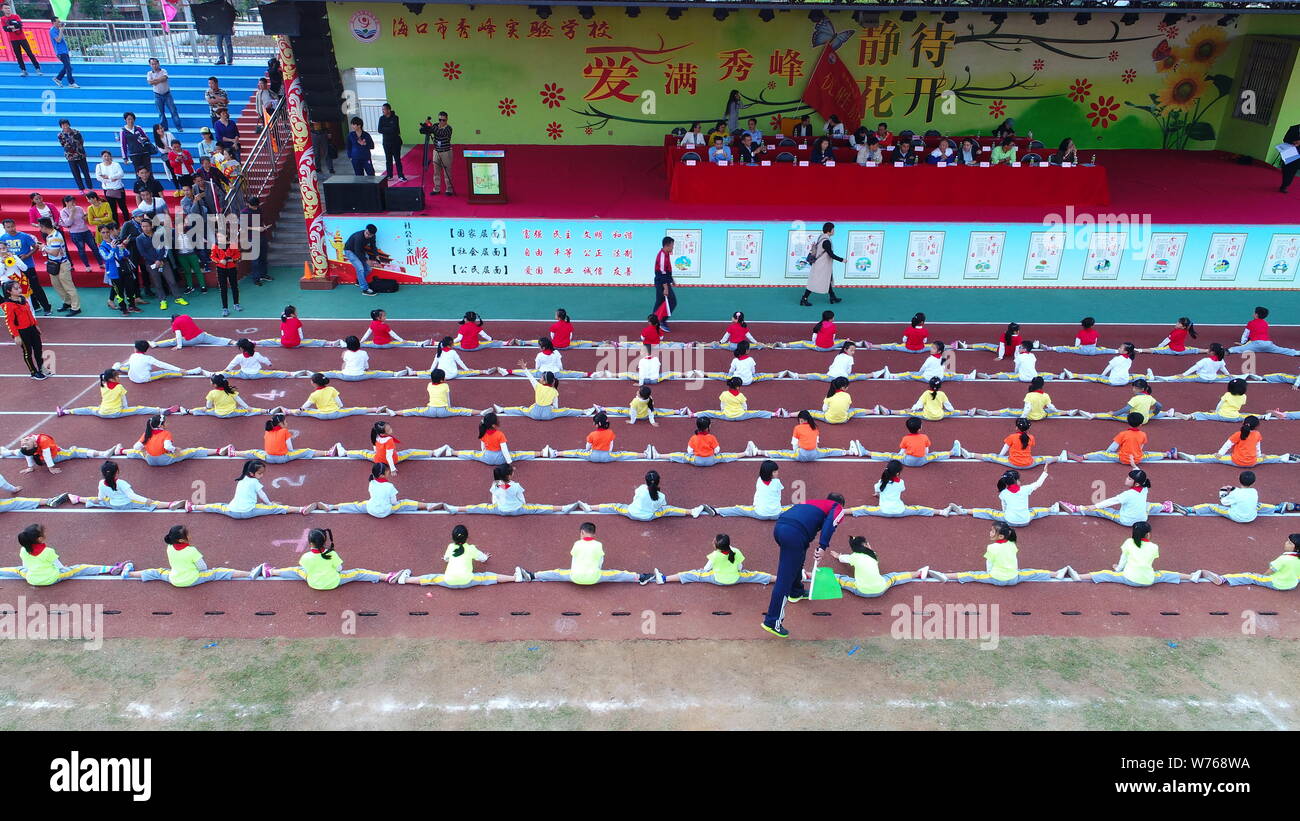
[132,167,165,210]
[212,0,235,65]
[213,108,241,161]
[801,222,844,307]
[1,4,39,76]
[346,117,375,176]
[95,150,130,223]
[167,140,195,190]
[36,218,80,315]
[377,103,405,181]
[723,89,750,133]
[204,76,229,125]
[311,121,336,176]
[57,119,91,192]
[119,112,154,173]
[150,123,177,186]
[147,58,184,132]
[134,218,181,310]
[85,192,114,242]
[58,196,102,273]
[344,224,380,296]
[27,193,58,230]
[426,111,454,196]
[3,280,45,378]
[49,15,76,87]
[240,196,271,286]
[1,218,49,315]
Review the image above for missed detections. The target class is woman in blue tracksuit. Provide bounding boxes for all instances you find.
[763,494,845,638]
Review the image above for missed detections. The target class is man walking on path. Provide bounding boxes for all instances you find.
[50,16,76,87]
[762,494,846,638]
[653,235,676,332]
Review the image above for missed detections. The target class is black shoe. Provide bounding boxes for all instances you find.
[799,298,812,307]
[57,304,71,313]
[66,309,81,317]
[30,371,46,380]
[445,191,454,196]
[761,622,790,638]
[361,289,378,296]
[42,309,52,316]
[830,296,843,304]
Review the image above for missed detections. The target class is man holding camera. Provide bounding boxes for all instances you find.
[420,112,454,196]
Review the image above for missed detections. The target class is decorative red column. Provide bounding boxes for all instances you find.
[276,34,334,288]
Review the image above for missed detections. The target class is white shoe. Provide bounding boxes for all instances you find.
[690,505,705,518]
[541,446,557,458]
[950,439,962,456]
[514,566,526,583]
[925,568,949,582]
[848,440,863,456]
[331,443,347,456]
[744,441,761,457]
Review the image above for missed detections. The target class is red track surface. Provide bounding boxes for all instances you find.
[3,318,1298,640]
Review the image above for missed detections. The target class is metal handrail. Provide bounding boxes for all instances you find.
[60,19,276,64]
[220,95,292,215]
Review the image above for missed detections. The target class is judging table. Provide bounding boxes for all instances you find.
[667,161,1111,207]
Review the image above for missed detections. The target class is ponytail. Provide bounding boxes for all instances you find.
[1240,414,1260,441]
[813,310,833,335]
[163,524,188,546]
[1208,342,1226,361]
[1028,375,1045,393]
[308,527,335,559]
[715,533,736,563]
[593,411,610,430]
[797,410,816,430]
[281,305,296,322]
[556,308,570,323]
[369,421,388,445]
[826,376,849,399]
[99,368,116,388]
[1131,521,1151,547]
[878,459,902,492]
[211,373,236,395]
[237,459,265,481]
[927,376,941,400]
[637,385,655,412]
[993,523,1017,544]
[694,416,711,434]
[734,340,750,359]
[1003,322,1019,344]
[644,470,661,501]
[236,338,255,356]
[100,460,119,491]
[478,412,499,440]
[1015,417,1031,449]
[732,311,747,328]
[370,462,387,481]
[311,372,329,388]
[265,411,285,432]
[450,524,469,557]
[1179,317,1198,339]
[997,470,1020,492]
[463,311,483,327]
[141,413,165,446]
[1131,377,1151,395]
[492,464,512,484]
[849,535,876,560]
[1127,469,1151,490]
[911,312,925,328]
[539,337,555,353]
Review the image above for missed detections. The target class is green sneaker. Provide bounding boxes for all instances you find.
[761,622,790,638]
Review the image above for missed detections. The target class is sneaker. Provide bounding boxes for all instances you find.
[786,590,809,603]
[69,82,80,89]
[221,308,229,317]
[637,572,657,585]
[175,297,188,306]
[31,371,46,380]
[46,493,71,507]
[250,562,270,579]
[761,622,790,638]
[513,566,527,583]
[55,406,66,417]
[109,561,132,577]
[361,289,377,296]
[392,569,411,584]
[234,304,243,312]
[1060,501,1081,513]
[1160,500,1175,513]
[66,309,81,316]
[1163,447,1179,459]
[160,300,168,310]
[57,304,71,313]
[52,77,62,87]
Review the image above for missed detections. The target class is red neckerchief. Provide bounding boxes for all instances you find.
[375,477,389,483]
[890,476,901,483]
[29,543,46,556]
[172,541,190,551]
[106,381,119,389]
[728,389,741,396]
[309,548,322,554]
[930,353,941,359]
[1006,484,1021,492]
[994,539,1008,544]
[580,536,595,541]
[242,352,253,358]
[738,355,750,361]
[500,482,511,488]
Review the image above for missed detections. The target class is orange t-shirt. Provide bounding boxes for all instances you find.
[33,433,57,462]
[373,435,400,464]
[899,432,930,458]
[792,422,819,450]
[481,429,507,452]
[1113,428,1148,464]
[1003,432,1035,468]
[689,433,719,457]
[264,427,292,456]
[143,430,172,457]
[1229,430,1261,467]
[587,428,615,451]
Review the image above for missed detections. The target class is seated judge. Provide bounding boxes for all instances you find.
[855,134,883,165]
[825,114,846,137]
[708,135,732,164]
[810,136,835,165]
[849,126,870,149]
[1049,138,1079,165]
[679,122,705,148]
[993,118,1016,138]
[706,120,729,145]
[792,114,813,138]
[741,117,764,144]
[736,133,765,165]
[893,140,920,166]
[955,137,980,165]
[874,122,894,148]
[927,137,957,165]
[990,135,1018,165]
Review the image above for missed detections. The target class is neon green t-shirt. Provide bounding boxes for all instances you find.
[706,547,746,585]
[844,553,888,595]
[569,538,604,585]
[1120,538,1159,585]
[20,546,60,586]
[167,544,203,587]
[442,542,488,586]
[300,549,343,590]
[1268,553,1299,591]
[983,540,1019,582]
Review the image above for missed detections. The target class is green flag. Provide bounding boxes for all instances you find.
[809,565,843,600]
[50,0,72,20]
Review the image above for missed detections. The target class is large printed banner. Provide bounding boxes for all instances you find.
[327,4,1260,148]
[321,215,1300,289]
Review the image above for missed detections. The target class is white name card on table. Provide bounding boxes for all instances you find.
[798,161,809,167]
[979,162,990,167]
[685,160,697,166]
[936,162,947,167]
[799,144,808,150]
[760,160,771,166]
[981,146,991,152]
[1010,162,1021,167]
[865,162,877,167]
[1061,162,1074,168]
[717,160,729,166]
[825,160,836,167]
[894,162,904,167]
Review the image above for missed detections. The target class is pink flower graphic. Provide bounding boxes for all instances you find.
[539,83,565,109]
[1088,95,1120,128]
[498,98,517,117]
[442,61,462,80]
[1067,78,1093,102]
[1121,68,1137,84]
[546,121,564,140]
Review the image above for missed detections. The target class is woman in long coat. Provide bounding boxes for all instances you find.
[801,222,844,306]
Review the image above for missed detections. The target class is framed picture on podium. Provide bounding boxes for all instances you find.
[465,150,507,204]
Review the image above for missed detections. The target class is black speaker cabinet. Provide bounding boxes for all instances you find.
[259,3,302,36]
[323,175,386,214]
[385,185,425,211]
[192,0,236,34]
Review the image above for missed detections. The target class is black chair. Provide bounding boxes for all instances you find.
[1021,153,1042,165]
[778,137,797,147]
[924,129,942,137]
[680,151,702,163]
[898,129,915,141]
[775,151,796,163]
[1028,139,1045,149]
[670,127,686,137]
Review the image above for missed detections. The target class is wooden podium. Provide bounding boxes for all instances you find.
[464,150,507,204]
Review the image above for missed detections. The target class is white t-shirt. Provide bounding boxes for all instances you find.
[638,356,661,383]
[628,484,667,519]
[341,348,369,376]
[491,482,525,513]
[1184,357,1228,380]
[147,67,171,95]
[918,354,945,380]
[827,353,854,380]
[124,352,172,383]
[752,478,784,517]
[535,350,564,373]
[876,478,906,514]
[434,349,467,377]
[1097,487,1150,526]
[1101,355,1133,386]
[97,161,125,190]
[365,478,399,518]
[98,479,145,508]
[229,477,264,513]
[226,352,272,376]
[997,473,1048,526]
[728,356,757,385]
[1014,350,1038,382]
[1221,486,1259,523]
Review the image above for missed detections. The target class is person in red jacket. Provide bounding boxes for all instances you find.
[2,280,43,379]
[210,230,241,317]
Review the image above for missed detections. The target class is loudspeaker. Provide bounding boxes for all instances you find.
[259,3,302,36]
[192,0,236,35]
[324,175,386,214]
[385,185,424,211]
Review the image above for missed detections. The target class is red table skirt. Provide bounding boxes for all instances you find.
[667,162,1111,207]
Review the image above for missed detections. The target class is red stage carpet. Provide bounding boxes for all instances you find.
[389,145,1300,225]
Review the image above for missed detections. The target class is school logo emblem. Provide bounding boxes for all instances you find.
[349,10,380,44]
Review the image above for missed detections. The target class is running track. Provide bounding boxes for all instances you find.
[2,318,1298,640]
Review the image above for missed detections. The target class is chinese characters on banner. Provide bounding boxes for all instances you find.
[446,223,511,278]
[964,230,1005,279]
[518,225,638,280]
[725,229,763,278]
[1084,232,1124,280]
[905,230,944,278]
[666,229,702,277]
[844,230,884,279]
[1024,231,1065,279]
[1200,233,1247,281]
[1142,232,1187,281]
[1261,233,1300,282]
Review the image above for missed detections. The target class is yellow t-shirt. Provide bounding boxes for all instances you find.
[426,382,450,408]
[1267,553,1299,591]
[300,549,343,590]
[167,544,204,587]
[916,389,950,421]
[822,391,853,424]
[629,396,652,420]
[706,548,745,585]
[307,386,341,413]
[983,540,1019,582]
[1214,392,1247,419]
[534,384,559,407]
[719,390,749,418]
[1023,391,1051,421]
[844,553,888,595]
[1127,393,1158,422]
[19,546,60,586]
[206,388,240,415]
[569,538,604,585]
[442,542,488,586]
[98,383,127,414]
[1120,538,1159,585]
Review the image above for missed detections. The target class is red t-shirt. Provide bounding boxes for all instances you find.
[550,320,573,348]
[1077,327,1099,345]
[458,322,482,349]
[641,324,664,345]
[1003,333,1022,350]
[369,320,393,345]
[170,315,201,340]
[280,316,303,347]
[1,16,25,43]
[1167,327,1188,351]
[725,322,749,343]
[902,326,928,350]
[813,321,836,348]
[1246,318,1270,342]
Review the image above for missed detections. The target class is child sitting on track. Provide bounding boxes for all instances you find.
[403,524,526,587]
[0,524,129,585]
[229,411,334,463]
[708,460,787,519]
[848,460,962,517]
[444,464,579,515]
[187,459,324,518]
[1173,470,1291,522]
[342,421,437,473]
[664,534,773,585]
[524,522,658,585]
[394,369,478,418]
[116,339,193,383]
[551,411,648,461]
[327,462,441,517]
[127,524,256,584]
[262,528,406,588]
[831,536,936,597]
[58,369,177,418]
[451,413,541,465]
[208,338,306,380]
[156,313,232,348]
[6,433,117,474]
[762,410,850,461]
[940,524,1065,585]
[1071,523,1204,585]
[582,469,705,520]
[73,460,184,511]
[283,373,387,419]
[660,416,758,466]
[187,373,267,418]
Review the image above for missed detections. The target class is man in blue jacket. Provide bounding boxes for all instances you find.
[763,493,845,637]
